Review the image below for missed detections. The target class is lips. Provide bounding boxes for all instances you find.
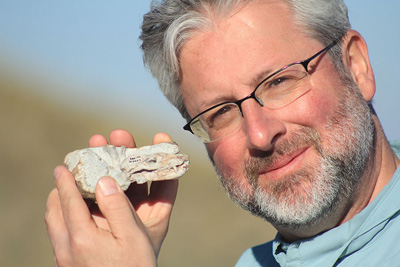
[258,147,310,177]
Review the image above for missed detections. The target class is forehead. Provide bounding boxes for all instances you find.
[179,1,316,116]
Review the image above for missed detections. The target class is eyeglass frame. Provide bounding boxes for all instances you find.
[183,40,338,142]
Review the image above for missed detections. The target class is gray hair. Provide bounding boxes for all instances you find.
[139,0,351,120]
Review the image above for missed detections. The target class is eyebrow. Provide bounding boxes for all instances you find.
[200,67,275,111]
[250,68,274,88]
[198,94,235,113]
[197,66,275,114]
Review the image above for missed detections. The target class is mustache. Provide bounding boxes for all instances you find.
[245,127,322,182]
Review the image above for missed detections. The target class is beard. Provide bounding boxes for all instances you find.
[214,79,375,230]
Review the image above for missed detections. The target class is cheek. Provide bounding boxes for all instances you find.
[206,136,247,179]
[205,79,342,179]
[282,85,340,129]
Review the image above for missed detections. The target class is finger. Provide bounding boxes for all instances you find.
[54,166,94,234]
[86,200,113,231]
[109,129,136,148]
[147,180,179,224]
[147,179,178,256]
[89,134,108,147]
[125,183,150,210]
[45,188,69,251]
[149,180,178,205]
[95,177,145,238]
[152,132,173,145]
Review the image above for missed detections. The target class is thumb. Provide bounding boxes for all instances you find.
[95,177,145,239]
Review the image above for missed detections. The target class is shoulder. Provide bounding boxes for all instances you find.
[235,241,279,267]
[390,140,400,155]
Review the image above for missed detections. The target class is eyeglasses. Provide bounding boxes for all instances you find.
[183,41,337,143]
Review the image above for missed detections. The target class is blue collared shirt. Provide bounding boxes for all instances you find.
[236,140,400,267]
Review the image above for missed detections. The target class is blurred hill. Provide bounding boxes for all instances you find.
[0,70,275,267]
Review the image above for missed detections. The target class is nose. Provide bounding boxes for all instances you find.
[240,100,286,153]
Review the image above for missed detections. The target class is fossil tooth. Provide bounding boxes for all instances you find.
[64,142,189,199]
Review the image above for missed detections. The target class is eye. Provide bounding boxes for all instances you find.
[266,73,299,89]
[261,69,306,94]
[206,104,238,128]
[268,77,289,88]
[210,105,232,122]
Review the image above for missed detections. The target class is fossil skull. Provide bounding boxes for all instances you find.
[64,142,189,198]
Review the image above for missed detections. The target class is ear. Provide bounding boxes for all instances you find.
[342,30,376,102]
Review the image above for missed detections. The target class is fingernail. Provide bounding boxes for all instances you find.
[54,166,62,180]
[98,177,119,196]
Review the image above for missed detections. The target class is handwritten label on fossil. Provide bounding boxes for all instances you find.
[129,156,143,163]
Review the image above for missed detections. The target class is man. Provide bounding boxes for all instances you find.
[45,0,400,266]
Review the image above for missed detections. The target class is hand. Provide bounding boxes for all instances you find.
[45,130,179,266]
[88,130,179,256]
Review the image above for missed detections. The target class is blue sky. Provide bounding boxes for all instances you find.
[0,1,399,144]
